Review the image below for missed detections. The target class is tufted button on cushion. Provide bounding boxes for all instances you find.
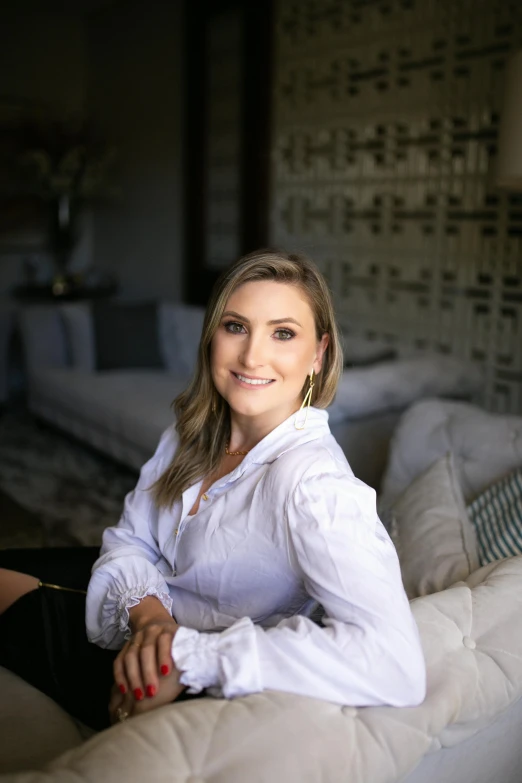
[463,636,476,649]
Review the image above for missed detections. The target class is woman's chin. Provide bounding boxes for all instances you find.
[222,389,271,417]
[227,399,270,418]
[225,392,297,422]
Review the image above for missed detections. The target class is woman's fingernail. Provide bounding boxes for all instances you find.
[161,664,169,676]
[146,684,156,698]
[134,688,144,701]
[118,683,127,694]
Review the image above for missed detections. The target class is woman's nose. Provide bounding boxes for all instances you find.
[239,333,267,368]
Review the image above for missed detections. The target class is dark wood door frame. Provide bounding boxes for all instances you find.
[183,0,274,305]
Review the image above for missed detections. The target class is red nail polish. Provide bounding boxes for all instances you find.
[161,664,169,676]
[118,683,127,694]
[146,684,156,698]
[134,688,144,701]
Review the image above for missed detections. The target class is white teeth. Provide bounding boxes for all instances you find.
[236,373,273,386]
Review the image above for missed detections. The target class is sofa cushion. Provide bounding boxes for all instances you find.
[160,302,206,378]
[18,305,69,372]
[327,355,483,425]
[92,301,164,371]
[467,468,522,565]
[14,555,522,783]
[390,453,479,598]
[60,303,96,372]
[0,665,82,773]
[380,400,522,523]
[29,368,185,464]
[342,335,397,367]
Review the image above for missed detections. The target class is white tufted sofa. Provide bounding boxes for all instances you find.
[1,398,522,783]
[16,302,483,491]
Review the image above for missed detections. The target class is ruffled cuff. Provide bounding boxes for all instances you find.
[116,586,173,640]
[171,616,262,698]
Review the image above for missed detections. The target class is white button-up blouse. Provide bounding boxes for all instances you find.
[86,407,426,707]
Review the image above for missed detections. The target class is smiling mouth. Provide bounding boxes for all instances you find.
[232,372,275,386]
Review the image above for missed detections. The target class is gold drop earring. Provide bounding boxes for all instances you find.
[295,369,315,430]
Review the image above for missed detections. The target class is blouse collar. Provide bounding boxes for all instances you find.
[210,407,330,491]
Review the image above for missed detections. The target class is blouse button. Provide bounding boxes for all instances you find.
[174,528,179,536]
[202,493,209,501]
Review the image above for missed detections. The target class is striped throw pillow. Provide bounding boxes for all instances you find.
[467,469,522,565]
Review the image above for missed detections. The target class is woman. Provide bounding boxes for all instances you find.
[0,250,426,730]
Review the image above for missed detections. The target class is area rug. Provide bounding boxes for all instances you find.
[0,408,138,548]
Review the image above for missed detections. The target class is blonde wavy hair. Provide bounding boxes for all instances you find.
[152,249,344,509]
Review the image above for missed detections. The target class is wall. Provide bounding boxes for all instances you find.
[270,0,522,413]
[87,0,184,300]
[0,8,89,295]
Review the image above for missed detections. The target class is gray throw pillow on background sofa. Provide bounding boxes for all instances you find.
[92,301,164,371]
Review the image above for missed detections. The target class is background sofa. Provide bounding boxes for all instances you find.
[17,300,483,491]
[1,397,522,782]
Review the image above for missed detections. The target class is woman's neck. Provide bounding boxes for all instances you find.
[228,402,301,453]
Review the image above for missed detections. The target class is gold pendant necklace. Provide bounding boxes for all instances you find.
[225,442,249,456]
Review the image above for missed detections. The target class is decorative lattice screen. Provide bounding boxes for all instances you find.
[270,0,522,412]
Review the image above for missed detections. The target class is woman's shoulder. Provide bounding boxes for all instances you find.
[267,432,354,490]
[140,424,179,481]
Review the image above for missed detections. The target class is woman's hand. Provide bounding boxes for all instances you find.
[113,596,182,702]
[109,667,187,725]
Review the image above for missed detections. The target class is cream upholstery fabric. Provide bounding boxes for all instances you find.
[380,398,522,516]
[391,453,479,598]
[28,369,184,470]
[2,555,521,783]
[0,667,82,774]
[327,355,483,424]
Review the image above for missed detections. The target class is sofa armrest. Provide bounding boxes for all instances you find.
[18,305,69,374]
[12,556,522,783]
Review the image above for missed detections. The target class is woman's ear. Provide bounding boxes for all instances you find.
[313,333,330,374]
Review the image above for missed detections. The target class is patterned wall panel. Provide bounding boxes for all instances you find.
[270,0,522,412]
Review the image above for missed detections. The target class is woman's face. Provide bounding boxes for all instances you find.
[211,280,329,426]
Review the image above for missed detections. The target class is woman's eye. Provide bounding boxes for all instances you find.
[224,321,245,334]
[223,322,294,340]
[274,328,295,341]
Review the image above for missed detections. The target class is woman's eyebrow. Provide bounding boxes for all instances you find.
[268,317,303,327]
[222,311,303,328]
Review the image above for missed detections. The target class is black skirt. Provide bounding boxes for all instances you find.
[0,547,204,731]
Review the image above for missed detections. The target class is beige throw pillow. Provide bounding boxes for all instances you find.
[390,452,479,599]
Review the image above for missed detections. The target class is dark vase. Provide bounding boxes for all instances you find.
[48,194,78,278]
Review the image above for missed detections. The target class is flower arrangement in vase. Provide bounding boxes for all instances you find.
[18,118,118,294]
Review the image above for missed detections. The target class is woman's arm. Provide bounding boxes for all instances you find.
[169,468,426,707]
[86,425,178,651]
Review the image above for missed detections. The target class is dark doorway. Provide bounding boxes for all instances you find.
[184,0,274,305]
